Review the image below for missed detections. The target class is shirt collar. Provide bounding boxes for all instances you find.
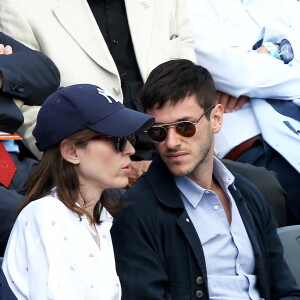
[174,157,235,208]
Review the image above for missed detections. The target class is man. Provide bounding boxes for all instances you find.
[111,59,300,299]
[0,0,196,177]
[0,32,60,256]
[187,0,300,224]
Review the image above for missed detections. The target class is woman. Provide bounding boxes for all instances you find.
[1,84,154,300]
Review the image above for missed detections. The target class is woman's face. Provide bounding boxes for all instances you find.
[75,137,135,193]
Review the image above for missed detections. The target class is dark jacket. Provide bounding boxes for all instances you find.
[111,156,300,300]
[0,32,60,105]
[0,32,60,133]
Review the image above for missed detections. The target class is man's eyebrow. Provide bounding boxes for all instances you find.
[155,116,198,125]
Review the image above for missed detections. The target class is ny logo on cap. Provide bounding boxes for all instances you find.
[97,87,120,104]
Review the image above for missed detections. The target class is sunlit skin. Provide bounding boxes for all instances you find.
[147,95,223,190]
[60,138,135,216]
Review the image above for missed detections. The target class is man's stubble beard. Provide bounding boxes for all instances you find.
[165,129,214,178]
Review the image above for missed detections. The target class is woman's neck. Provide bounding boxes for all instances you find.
[77,185,103,220]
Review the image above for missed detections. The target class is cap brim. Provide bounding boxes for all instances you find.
[89,107,154,137]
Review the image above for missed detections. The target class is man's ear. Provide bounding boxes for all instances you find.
[60,139,80,165]
[211,104,223,134]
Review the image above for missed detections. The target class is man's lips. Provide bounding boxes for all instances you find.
[165,152,188,159]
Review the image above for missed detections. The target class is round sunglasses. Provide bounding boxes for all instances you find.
[145,105,215,143]
[91,134,136,152]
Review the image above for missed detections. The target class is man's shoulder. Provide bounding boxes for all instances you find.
[122,173,157,208]
[118,170,175,221]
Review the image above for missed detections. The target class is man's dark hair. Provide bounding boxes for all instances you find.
[140,59,216,115]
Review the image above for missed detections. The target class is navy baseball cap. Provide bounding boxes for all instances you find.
[33,84,155,151]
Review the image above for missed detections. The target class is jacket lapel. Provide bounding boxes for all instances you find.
[53,0,118,76]
[176,212,208,287]
[230,185,269,296]
[147,157,208,281]
[125,0,154,81]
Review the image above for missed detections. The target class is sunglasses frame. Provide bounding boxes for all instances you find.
[145,105,215,143]
[91,134,136,152]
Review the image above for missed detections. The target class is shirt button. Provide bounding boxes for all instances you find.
[196,277,203,284]
[186,218,190,222]
[213,205,219,210]
[204,190,210,194]
[196,290,204,298]
[10,83,17,91]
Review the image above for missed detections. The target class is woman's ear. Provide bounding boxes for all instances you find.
[211,104,224,134]
[60,139,80,165]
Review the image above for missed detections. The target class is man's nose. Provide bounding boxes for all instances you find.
[164,127,181,149]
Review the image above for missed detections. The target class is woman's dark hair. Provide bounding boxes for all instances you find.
[23,129,121,224]
[140,59,216,117]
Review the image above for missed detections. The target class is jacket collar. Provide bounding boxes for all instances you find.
[147,156,185,209]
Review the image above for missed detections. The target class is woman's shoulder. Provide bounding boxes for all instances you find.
[19,194,67,219]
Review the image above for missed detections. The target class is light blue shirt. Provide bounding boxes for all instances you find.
[174,157,262,300]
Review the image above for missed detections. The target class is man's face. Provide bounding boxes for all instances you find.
[147,95,222,179]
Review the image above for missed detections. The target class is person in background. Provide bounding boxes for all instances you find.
[187,0,300,225]
[111,59,300,300]
[0,32,60,256]
[2,84,154,300]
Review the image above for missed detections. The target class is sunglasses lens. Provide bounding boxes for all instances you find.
[128,134,136,147]
[176,122,196,137]
[147,122,196,143]
[147,127,167,142]
[115,134,136,152]
[115,137,125,152]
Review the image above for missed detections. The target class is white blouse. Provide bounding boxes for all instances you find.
[2,195,121,300]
